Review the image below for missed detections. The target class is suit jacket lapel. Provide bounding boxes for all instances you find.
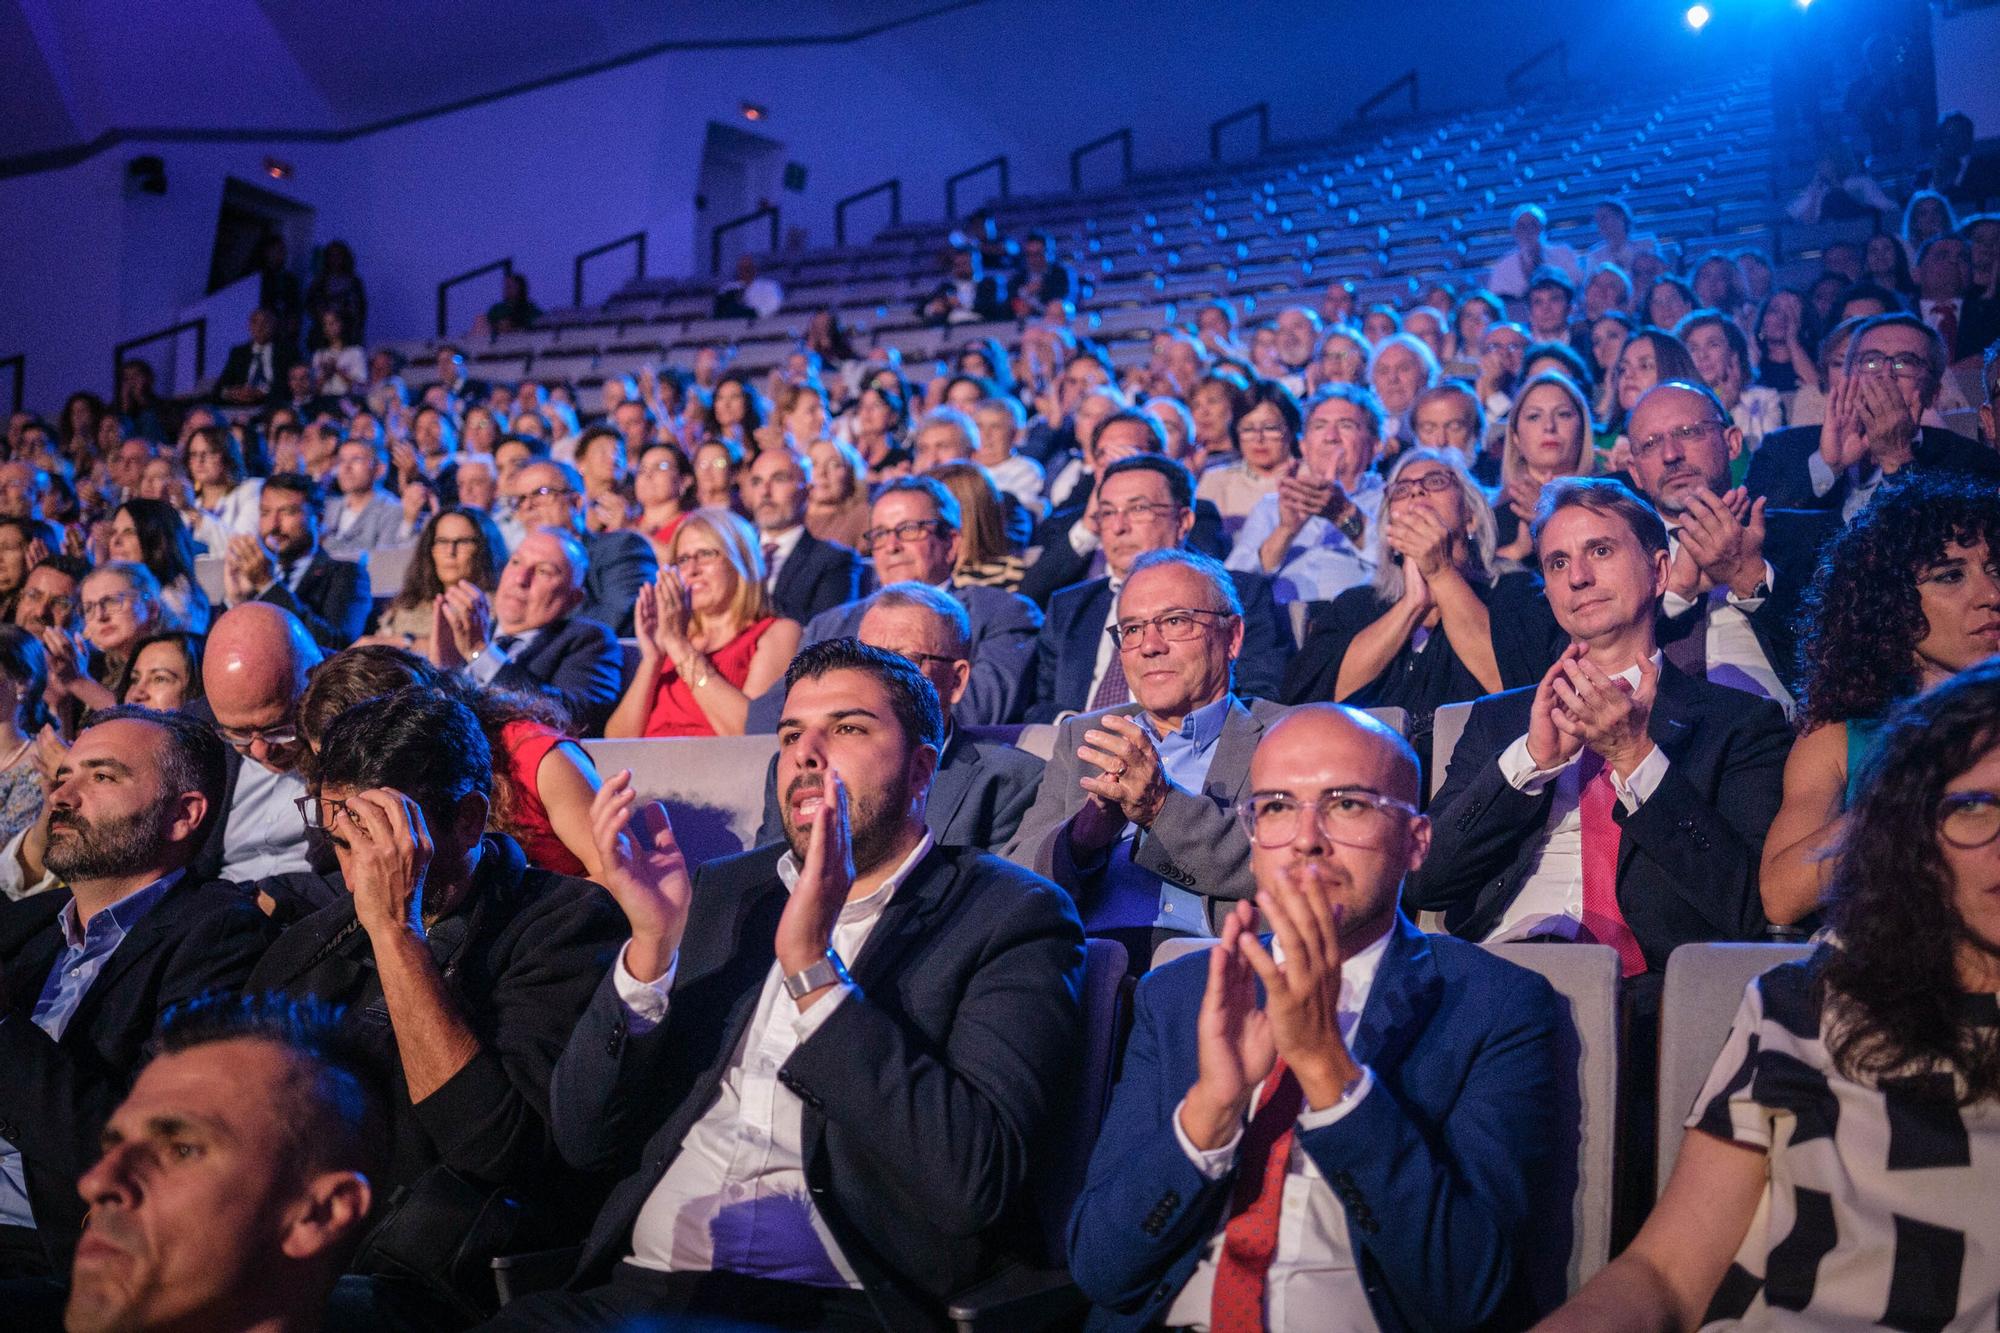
[0,893,68,1015]
[1202,698,1264,807]
[1613,665,1696,873]
[925,731,975,838]
[1067,580,1114,708]
[1347,915,1442,1074]
[843,845,957,996]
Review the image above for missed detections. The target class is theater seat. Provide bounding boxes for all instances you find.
[368,544,417,598]
[1655,941,1814,1193]
[1430,699,1475,800]
[579,735,779,868]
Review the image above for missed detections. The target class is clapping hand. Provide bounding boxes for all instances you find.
[772,770,854,1004]
[1235,860,1364,1111]
[1180,900,1279,1148]
[223,533,276,603]
[1071,714,1170,850]
[1545,648,1659,778]
[590,770,693,983]
[1383,505,1453,579]
[1817,373,1872,472]
[429,582,494,670]
[1674,487,1766,599]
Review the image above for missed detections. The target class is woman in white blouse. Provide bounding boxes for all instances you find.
[310,311,368,397]
[182,425,262,556]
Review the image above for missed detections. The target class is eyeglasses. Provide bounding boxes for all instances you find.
[522,485,573,500]
[1386,472,1458,503]
[1106,607,1237,651]
[82,592,136,619]
[1238,423,1292,440]
[293,795,355,830]
[1855,352,1933,381]
[216,722,298,751]
[432,536,482,552]
[1236,789,1421,850]
[1938,791,2000,849]
[861,519,950,551]
[902,650,962,670]
[1090,501,1183,527]
[670,546,728,571]
[1630,420,1726,462]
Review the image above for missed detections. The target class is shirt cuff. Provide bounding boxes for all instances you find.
[1723,561,1775,608]
[1068,523,1101,557]
[1172,1095,1242,1179]
[789,980,857,1039]
[1806,450,1839,498]
[1499,733,1573,795]
[1661,588,1695,617]
[1609,746,1670,811]
[611,940,677,1034]
[465,641,512,686]
[1297,1066,1376,1130]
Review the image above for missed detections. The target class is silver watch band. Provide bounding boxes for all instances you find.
[782,948,849,999]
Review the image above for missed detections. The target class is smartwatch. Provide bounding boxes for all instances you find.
[782,947,852,1000]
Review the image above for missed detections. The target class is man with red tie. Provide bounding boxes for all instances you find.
[1068,705,1566,1330]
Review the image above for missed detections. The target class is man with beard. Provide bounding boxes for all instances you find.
[222,473,369,652]
[483,638,1085,1331]
[0,708,272,1304]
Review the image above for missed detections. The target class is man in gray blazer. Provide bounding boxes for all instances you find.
[755,583,1044,850]
[1006,548,1286,970]
[319,436,407,559]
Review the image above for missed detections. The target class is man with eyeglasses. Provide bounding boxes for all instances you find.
[742,447,859,626]
[1625,381,1839,708]
[508,460,656,636]
[1744,313,1999,520]
[755,476,1041,729]
[221,473,369,653]
[0,708,271,1302]
[754,582,1045,851]
[1069,705,1565,1332]
[1027,453,1291,721]
[1009,548,1286,969]
[427,527,623,735]
[1227,385,1388,605]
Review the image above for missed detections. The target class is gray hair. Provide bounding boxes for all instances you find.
[1123,548,1243,618]
[1370,448,1498,604]
[913,407,979,459]
[527,525,589,591]
[867,581,972,659]
[1368,332,1442,389]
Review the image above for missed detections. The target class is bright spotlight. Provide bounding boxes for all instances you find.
[1686,3,1711,29]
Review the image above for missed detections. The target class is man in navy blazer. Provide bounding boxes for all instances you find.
[221,473,370,652]
[744,447,861,625]
[430,528,624,735]
[754,583,1043,850]
[1068,706,1563,1331]
[1027,454,1291,720]
[487,639,1084,1331]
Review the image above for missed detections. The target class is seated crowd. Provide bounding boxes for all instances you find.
[2,170,2000,1333]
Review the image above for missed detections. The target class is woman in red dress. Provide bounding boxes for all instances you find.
[604,507,802,738]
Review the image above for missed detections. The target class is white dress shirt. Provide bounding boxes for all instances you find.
[1164,929,1390,1331]
[1660,539,1790,713]
[1485,655,1670,943]
[760,523,806,591]
[619,833,936,1287]
[218,758,313,881]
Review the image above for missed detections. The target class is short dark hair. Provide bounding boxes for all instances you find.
[1091,408,1167,456]
[1523,339,1594,391]
[79,705,229,848]
[782,638,944,755]
[298,646,444,767]
[1098,452,1195,512]
[1528,265,1576,299]
[314,687,491,830]
[874,474,961,532]
[151,992,389,1188]
[263,471,323,511]
[1674,309,1754,383]
[1530,476,1670,560]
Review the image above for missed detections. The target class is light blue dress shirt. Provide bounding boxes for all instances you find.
[1088,695,1234,934]
[1224,476,1385,604]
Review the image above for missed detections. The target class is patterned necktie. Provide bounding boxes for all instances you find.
[494,634,520,657]
[762,540,779,587]
[1210,1060,1304,1332]
[1579,750,1646,977]
[1089,643,1129,710]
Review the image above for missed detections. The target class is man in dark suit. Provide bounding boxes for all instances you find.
[1029,453,1290,720]
[220,473,369,652]
[750,477,1041,730]
[1625,381,1841,705]
[1018,410,1230,607]
[429,527,624,735]
[1913,234,2000,364]
[1744,313,2000,519]
[485,639,1085,1331]
[1008,549,1288,964]
[755,583,1044,850]
[1409,478,1792,976]
[914,246,1010,326]
[249,689,627,1327]
[1008,230,1075,317]
[1069,706,1563,1331]
[216,307,298,409]
[0,709,273,1286]
[510,460,656,636]
[743,447,859,626]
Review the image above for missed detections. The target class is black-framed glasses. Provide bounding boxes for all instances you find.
[1385,472,1458,503]
[1938,791,2000,849]
[1235,788,1421,850]
[294,795,357,830]
[1855,352,1932,381]
[431,536,482,552]
[901,650,963,670]
[1629,420,1726,462]
[860,519,950,552]
[1106,607,1237,651]
[1089,500,1183,527]
[81,592,137,620]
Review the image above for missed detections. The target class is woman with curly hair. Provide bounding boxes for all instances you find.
[1760,474,2000,926]
[370,506,507,654]
[1543,659,2000,1332]
[298,645,605,880]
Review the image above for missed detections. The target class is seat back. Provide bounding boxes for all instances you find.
[1012,723,1059,762]
[194,554,226,605]
[1033,937,1131,1265]
[1361,705,1407,737]
[1657,942,1814,1192]
[579,735,779,869]
[1485,942,1619,1298]
[368,543,418,598]
[1430,700,1475,799]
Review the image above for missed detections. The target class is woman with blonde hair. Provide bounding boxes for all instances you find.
[1494,371,1594,564]
[605,507,801,738]
[931,461,1025,591]
[805,436,872,549]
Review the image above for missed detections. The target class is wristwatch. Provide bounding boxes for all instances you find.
[782,947,851,1000]
[1335,504,1366,544]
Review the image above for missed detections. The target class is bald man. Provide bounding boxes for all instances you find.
[1069,705,1566,1332]
[188,604,323,893]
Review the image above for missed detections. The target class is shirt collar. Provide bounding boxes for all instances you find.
[1140,692,1233,748]
[776,830,935,927]
[1269,914,1393,993]
[1613,650,1664,688]
[764,524,806,560]
[60,870,184,951]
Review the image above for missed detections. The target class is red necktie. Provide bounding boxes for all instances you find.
[1210,1060,1304,1332]
[1579,751,1646,977]
[1933,302,1960,357]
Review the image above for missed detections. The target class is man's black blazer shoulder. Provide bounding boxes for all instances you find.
[494,614,624,736]
[770,529,861,626]
[258,549,369,651]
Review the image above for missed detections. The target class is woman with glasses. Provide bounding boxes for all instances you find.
[690,438,745,514]
[1762,474,2000,927]
[633,441,695,562]
[1544,658,2000,1333]
[1493,371,1597,565]
[46,561,162,721]
[1604,327,1702,468]
[107,497,208,633]
[368,506,507,655]
[1195,377,1301,538]
[182,424,262,556]
[1306,326,1371,392]
[605,507,801,738]
[1284,449,1562,768]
